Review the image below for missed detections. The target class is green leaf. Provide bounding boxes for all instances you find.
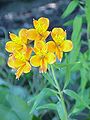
[62,0,79,18]
[63,89,90,109]
[30,88,57,113]
[71,15,82,42]
[43,72,55,86]
[32,115,41,120]
[0,104,20,120]
[6,94,31,120]
[0,86,31,120]
[79,53,88,91]
[64,19,73,26]
[57,102,66,120]
[69,89,90,115]
[64,54,71,89]
[70,15,82,62]
[86,0,90,25]
[36,103,57,111]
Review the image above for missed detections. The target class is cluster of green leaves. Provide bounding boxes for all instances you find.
[0,0,90,120]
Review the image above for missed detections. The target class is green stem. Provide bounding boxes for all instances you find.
[51,65,68,120]
[87,23,90,60]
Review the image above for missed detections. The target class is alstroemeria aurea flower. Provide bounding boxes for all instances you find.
[30,41,56,73]
[8,47,32,79]
[27,17,50,42]
[47,28,73,61]
[5,29,30,53]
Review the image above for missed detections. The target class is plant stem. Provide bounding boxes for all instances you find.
[51,65,68,120]
[87,23,90,60]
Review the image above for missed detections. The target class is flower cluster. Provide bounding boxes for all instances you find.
[5,17,73,79]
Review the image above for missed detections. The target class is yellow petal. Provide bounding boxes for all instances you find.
[56,48,63,61]
[61,40,73,52]
[41,31,50,41]
[9,33,18,41]
[51,28,66,44]
[13,51,26,62]
[15,62,31,79]
[46,41,56,52]
[23,62,31,73]
[33,17,49,33]
[19,29,28,44]
[34,41,47,55]
[15,64,25,79]
[30,55,40,67]
[8,55,24,69]
[46,52,56,64]
[25,47,32,60]
[9,33,22,44]
[39,58,47,73]
[5,41,23,53]
[28,29,41,41]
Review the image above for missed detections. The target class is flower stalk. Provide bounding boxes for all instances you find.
[51,65,68,120]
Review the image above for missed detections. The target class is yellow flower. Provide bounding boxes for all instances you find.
[8,47,32,79]
[5,29,29,53]
[30,41,56,73]
[27,17,50,42]
[47,28,73,61]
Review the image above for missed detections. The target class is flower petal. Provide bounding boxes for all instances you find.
[28,29,41,41]
[9,33,22,44]
[8,55,24,69]
[34,41,47,55]
[61,40,73,52]
[39,58,47,73]
[5,41,22,53]
[46,41,56,52]
[51,28,66,44]
[25,47,32,60]
[56,48,63,61]
[30,55,40,67]
[23,62,31,73]
[19,28,28,44]
[46,52,56,64]
[15,62,31,79]
[33,17,49,33]
[41,31,50,41]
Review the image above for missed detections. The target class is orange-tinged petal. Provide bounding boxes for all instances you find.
[5,41,23,53]
[23,62,31,73]
[30,55,40,67]
[15,64,25,79]
[13,51,26,62]
[46,52,56,64]
[28,29,41,41]
[34,41,47,55]
[61,40,73,52]
[46,41,56,52]
[19,29,28,44]
[41,31,50,41]
[56,48,63,61]
[8,55,24,69]
[51,28,66,44]
[39,58,47,73]
[15,62,31,79]
[25,47,32,60]
[33,17,49,33]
